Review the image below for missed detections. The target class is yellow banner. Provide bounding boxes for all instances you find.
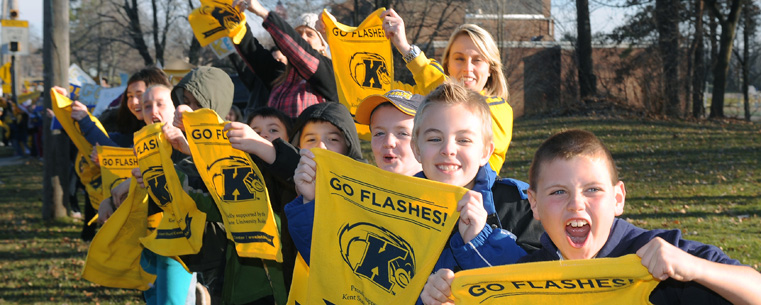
[306,149,465,304]
[286,253,310,305]
[51,88,106,208]
[183,109,282,261]
[451,254,659,305]
[322,9,393,140]
[97,146,137,199]
[135,123,206,256]
[188,0,247,47]
[82,178,155,290]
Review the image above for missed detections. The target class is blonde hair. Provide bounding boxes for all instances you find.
[412,81,493,150]
[441,24,509,101]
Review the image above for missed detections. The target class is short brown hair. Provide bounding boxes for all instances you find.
[412,82,492,149]
[529,130,618,191]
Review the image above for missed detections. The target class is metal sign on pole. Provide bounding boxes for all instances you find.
[1,19,29,55]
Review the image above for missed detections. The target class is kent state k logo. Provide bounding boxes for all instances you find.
[349,52,391,90]
[200,2,242,38]
[338,222,416,294]
[208,156,265,202]
[142,165,173,206]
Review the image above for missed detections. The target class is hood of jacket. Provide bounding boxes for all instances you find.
[171,66,233,118]
[289,103,363,161]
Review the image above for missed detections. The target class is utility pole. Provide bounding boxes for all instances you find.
[42,0,71,220]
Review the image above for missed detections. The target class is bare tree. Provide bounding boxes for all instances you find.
[43,0,71,220]
[705,0,743,118]
[576,0,597,100]
[734,0,759,121]
[656,0,681,117]
[691,0,706,118]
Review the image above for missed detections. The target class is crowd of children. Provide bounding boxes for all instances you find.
[46,0,761,304]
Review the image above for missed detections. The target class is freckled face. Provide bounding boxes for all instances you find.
[528,155,626,260]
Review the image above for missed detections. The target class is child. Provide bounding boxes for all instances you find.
[225,102,362,292]
[246,107,293,143]
[421,129,761,305]
[354,89,423,176]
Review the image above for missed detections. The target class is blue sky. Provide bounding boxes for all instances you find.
[18,0,631,41]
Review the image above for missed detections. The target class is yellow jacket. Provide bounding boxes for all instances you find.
[393,53,513,174]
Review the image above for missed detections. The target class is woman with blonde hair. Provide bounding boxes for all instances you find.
[381,9,513,174]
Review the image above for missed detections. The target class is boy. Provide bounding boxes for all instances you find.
[421,129,761,305]
[247,107,292,143]
[354,89,423,176]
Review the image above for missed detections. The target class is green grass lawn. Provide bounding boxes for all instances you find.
[1,116,759,304]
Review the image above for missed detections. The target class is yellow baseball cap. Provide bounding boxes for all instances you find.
[355,89,424,125]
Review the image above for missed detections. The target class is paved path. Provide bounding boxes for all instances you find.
[0,155,28,167]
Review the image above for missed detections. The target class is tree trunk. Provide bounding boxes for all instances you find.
[125,0,154,66]
[708,0,742,118]
[692,0,706,118]
[187,0,202,65]
[43,0,71,220]
[576,0,597,100]
[656,0,682,117]
[742,1,751,121]
[151,0,164,66]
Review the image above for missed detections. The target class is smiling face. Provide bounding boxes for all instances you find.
[446,35,491,93]
[299,120,347,155]
[126,81,147,120]
[250,115,289,142]
[528,155,626,260]
[142,86,175,125]
[413,103,492,189]
[370,105,421,176]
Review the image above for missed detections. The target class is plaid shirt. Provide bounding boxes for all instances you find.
[263,14,330,118]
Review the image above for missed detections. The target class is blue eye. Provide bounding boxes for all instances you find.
[549,190,565,196]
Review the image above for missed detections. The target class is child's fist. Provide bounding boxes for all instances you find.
[637,237,699,282]
[293,149,317,203]
[420,268,455,305]
[457,191,487,244]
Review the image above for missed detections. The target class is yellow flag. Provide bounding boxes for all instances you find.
[286,253,310,305]
[183,109,282,261]
[322,9,393,140]
[97,146,137,199]
[135,123,206,256]
[51,88,106,208]
[82,179,156,290]
[306,149,465,304]
[0,62,10,84]
[451,254,660,305]
[188,0,247,47]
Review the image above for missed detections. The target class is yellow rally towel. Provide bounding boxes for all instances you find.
[306,149,465,304]
[286,253,310,305]
[82,178,156,290]
[322,8,392,140]
[51,88,105,209]
[134,123,206,256]
[97,146,137,199]
[188,0,247,47]
[451,254,660,305]
[183,109,283,261]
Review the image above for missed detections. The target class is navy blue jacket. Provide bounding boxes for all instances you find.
[519,218,741,304]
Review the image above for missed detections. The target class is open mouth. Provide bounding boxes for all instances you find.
[566,219,590,248]
[382,154,397,163]
[152,118,161,123]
